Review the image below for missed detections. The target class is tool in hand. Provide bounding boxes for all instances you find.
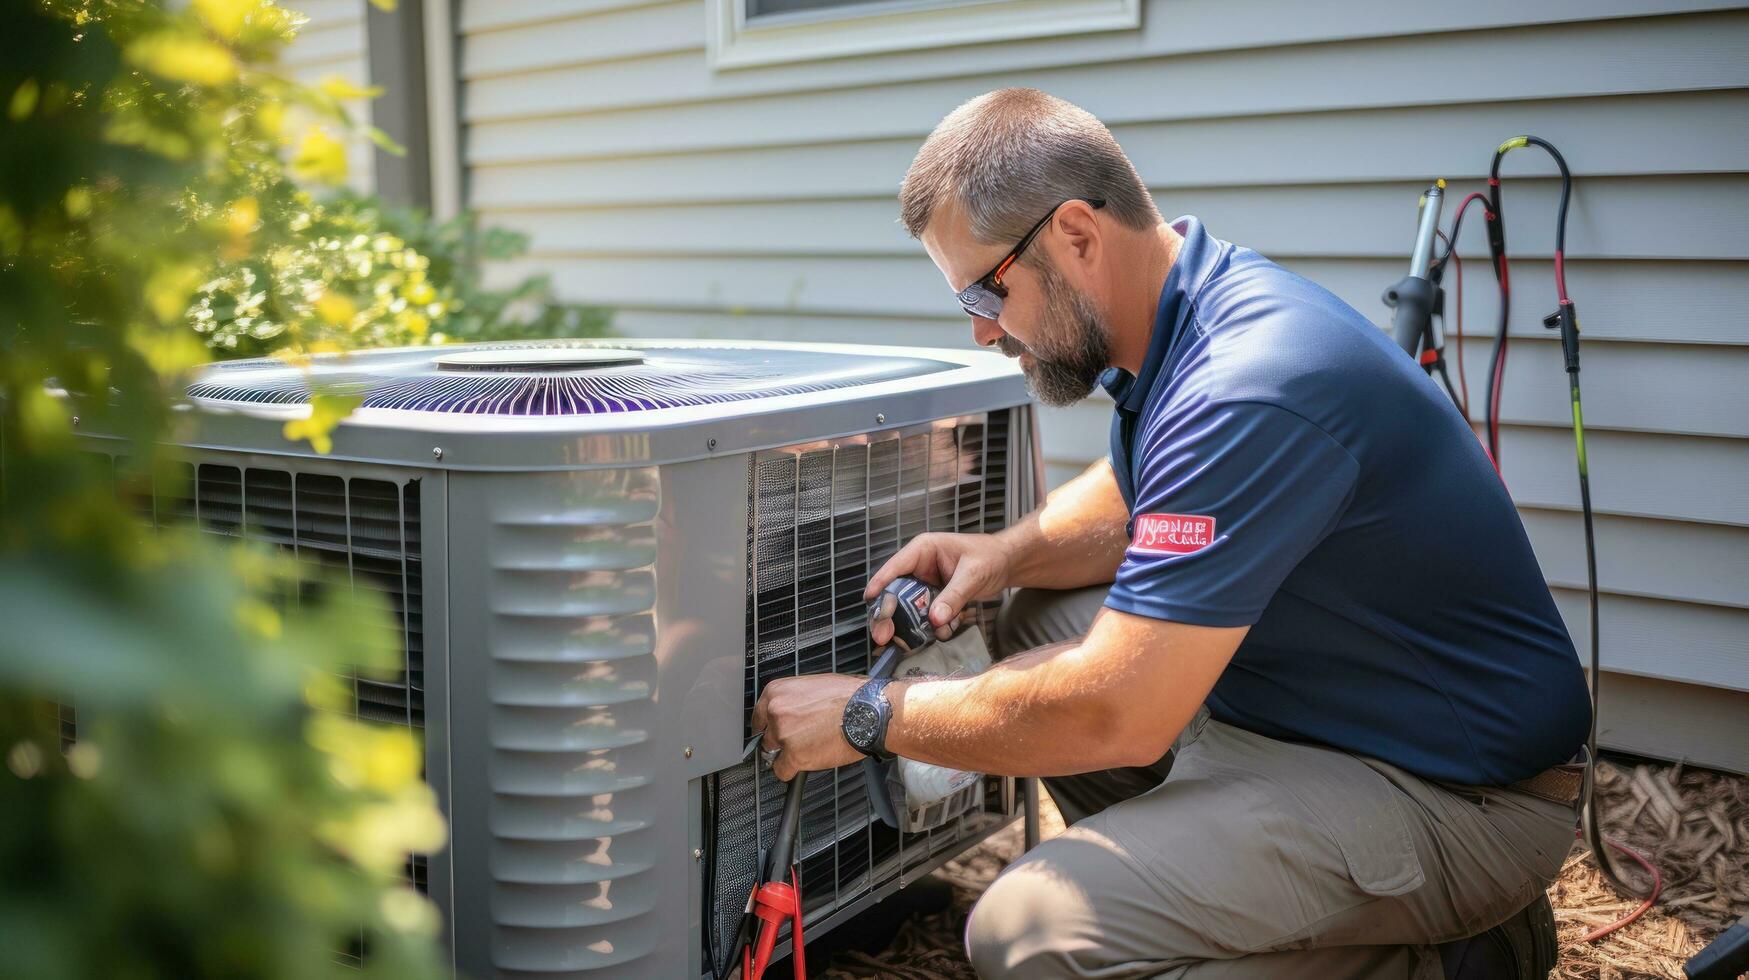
[738,773,807,980]
[729,574,940,980]
[861,575,941,827]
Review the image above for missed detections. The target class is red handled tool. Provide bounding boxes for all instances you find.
[728,575,940,978]
[729,766,808,980]
[743,867,806,980]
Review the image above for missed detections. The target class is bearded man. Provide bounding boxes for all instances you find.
[751,88,1590,980]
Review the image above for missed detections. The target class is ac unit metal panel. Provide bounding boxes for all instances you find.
[444,462,685,977]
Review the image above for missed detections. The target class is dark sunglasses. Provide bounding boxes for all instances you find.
[954,198,1105,320]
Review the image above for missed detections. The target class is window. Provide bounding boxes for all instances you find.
[744,0,887,16]
[708,0,1141,70]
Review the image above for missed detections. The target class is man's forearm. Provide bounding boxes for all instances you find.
[996,457,1129,592]
[882,639,1152,777]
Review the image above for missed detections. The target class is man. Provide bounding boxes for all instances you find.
[751,88,1591,979]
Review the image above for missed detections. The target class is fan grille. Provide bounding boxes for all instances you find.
[187,342,955,416]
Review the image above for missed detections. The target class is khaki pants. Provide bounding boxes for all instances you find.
[967,587,1579,979]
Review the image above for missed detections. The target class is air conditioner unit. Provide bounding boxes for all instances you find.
[79,339,1041,978]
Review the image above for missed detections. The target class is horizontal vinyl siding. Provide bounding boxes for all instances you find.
[284,0,375,194]
[453,0,1749,767]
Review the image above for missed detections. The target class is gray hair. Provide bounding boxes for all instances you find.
[898,88,1159,247]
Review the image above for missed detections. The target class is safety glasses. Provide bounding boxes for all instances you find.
[954,198,1105,320]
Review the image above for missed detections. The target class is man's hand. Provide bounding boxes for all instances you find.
[750,674,868,781]
[863,532,1014,646]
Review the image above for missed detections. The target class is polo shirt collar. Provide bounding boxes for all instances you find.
[1099,215,1220,413]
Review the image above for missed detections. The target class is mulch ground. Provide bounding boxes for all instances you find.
[815,758,1748,979]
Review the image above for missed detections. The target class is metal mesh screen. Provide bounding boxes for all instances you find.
[709,410,1015,968]
[103,459,427,730]
[89,453,430,910]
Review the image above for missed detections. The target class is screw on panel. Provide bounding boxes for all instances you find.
[875,413,886,425]
[431,447,443,460]
[683,745,693,758]
[70,416,80,427]
[707,438,718,452]
[693,848,704,861]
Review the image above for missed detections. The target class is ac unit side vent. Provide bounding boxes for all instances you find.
[89,453,426,732]
[87,452,431,914]
[713,411,1016,967]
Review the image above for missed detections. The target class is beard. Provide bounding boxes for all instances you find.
[995,261,1113,408]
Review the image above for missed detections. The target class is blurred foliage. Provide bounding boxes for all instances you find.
[351,194,612,346]
[193,192,612,359]
[0,1,452,976]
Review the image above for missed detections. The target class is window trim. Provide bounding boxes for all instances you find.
[707,0,1141,70]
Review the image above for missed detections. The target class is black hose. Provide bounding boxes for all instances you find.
[703,771,726,980]
[1436,361,1461,408]
[1484,136,1572,463]
[1570,374,1635,897]
[1484,150,1511,463]
[1492,136,1640,901]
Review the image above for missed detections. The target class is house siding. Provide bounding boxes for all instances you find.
[284,0,375,194]
[451,0,1749,770]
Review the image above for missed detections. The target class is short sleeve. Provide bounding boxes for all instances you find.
[1104,401,1358,627]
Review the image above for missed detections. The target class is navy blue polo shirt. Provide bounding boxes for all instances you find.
[1101,216,1590,786]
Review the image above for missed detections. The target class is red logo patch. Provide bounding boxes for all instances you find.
[1131,513,1216,555]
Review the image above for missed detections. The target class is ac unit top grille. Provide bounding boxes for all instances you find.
[186,341,957,417]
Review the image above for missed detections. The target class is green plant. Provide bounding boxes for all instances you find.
[191,193,612,359]
[360,195,613,346]
[0,1,447,976]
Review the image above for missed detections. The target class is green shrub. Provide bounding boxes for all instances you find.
[0,1,454,976]
[191,192,612,359]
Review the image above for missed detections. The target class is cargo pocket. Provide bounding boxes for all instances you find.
[1257,749,1432,951]
[1219,724,1427,903]
[1177,722,1430,953]
[1308,769,1427,899]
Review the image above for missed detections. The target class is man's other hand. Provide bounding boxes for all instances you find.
[750,673,867,781]
[864,532,1013,646]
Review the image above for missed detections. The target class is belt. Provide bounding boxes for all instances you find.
[1509,764,1585,807]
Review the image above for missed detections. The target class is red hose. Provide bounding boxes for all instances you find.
[1573,828,1664,943]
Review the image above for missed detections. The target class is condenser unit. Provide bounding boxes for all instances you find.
[77,339,1040,978]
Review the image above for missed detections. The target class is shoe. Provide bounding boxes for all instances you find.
[1438,892,1558,979]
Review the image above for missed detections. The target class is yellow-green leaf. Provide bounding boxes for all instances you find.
[192,0,253,41]
[129,322,211,378]
[63,186,93,219]
[145,263,206,324]
[9,78,39,121]
[282,392,362,454]
[291,127,348,185]
[18,386,70,448]
[226,191,258,227]
[314,290,357,326]
[126,33,239,86]
[319,75,384,101]
[364,124,405,156]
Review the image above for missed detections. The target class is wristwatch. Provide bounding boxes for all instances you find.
[841,677,894,757]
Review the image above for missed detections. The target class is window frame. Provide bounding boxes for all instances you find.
[707,0,1142,70]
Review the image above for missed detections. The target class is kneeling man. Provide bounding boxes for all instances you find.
[753,88,1589,979]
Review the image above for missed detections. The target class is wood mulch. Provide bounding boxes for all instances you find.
[816,758,1747,980]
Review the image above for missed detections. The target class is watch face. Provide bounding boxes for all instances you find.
[843,702,880,750]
